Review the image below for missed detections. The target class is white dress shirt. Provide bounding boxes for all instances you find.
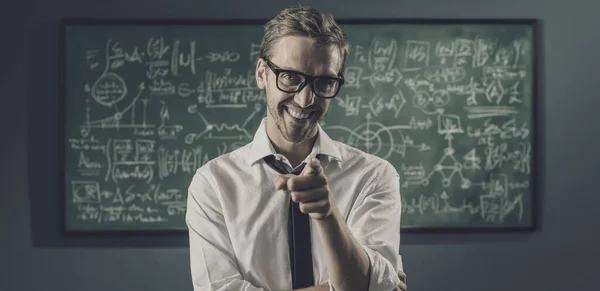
[186,118,403,291]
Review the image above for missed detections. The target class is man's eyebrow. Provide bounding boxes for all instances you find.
[271,61,340,78]
[284,67,340,78]
[272,63,298,71]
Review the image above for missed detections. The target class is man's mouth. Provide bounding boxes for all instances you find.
[284,106,314,120]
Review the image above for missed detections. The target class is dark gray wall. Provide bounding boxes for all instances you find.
[3,0,599,290]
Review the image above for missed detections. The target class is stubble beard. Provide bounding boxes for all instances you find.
[266,91,320,144]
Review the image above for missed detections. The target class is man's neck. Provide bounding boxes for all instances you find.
[270,135,317,168]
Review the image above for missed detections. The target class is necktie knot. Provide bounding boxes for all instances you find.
[264,154,317,175]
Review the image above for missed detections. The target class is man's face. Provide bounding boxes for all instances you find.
[256,35,343,144]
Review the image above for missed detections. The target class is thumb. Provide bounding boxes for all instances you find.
[300,157,321,176]
[274,174,294,190]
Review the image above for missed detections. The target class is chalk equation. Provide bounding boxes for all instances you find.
[64,23,535,229]
[71,181,186,223]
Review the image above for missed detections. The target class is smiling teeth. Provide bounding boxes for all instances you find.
[286,107,311,119]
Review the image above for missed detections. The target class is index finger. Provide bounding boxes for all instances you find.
[300,157,322,176]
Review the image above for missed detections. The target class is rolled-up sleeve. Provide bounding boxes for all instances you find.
[342,160,403,291]
[186,169,266,291]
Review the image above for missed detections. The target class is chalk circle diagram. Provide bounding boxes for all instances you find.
[91,72,128,107]
[325,117,395,160]
[412,89,450,115]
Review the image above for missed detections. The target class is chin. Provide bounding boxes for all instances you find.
[278,111,319,144]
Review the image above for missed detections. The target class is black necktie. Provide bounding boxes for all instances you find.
[263,154,315,289]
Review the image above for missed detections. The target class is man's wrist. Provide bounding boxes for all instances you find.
[312,205,339,226]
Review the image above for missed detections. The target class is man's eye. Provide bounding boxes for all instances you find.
[281,73,296,80]
[316,79,337,91]
[279,72,302,85]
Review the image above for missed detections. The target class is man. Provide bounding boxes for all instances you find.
[186,5,406,291]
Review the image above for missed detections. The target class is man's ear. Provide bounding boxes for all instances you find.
[255,58,266,89]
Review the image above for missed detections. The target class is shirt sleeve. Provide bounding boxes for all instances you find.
[342,160,404,291]
[186,169,267,291]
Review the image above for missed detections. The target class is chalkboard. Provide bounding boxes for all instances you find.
[61,19,538,232]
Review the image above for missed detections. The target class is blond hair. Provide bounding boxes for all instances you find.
[259,4,350,72]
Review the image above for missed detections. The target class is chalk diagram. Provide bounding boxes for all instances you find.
[327,110,473,190]
[79,75,149,138]
[324,113,431,160]
[393,112,524,222]
[157,101,184,140]
[79,44,154,139]
[411,89,450,115]
[422,114,471,189]
[184,102,263,145]
[78,39,168,138]
[398,114,472,189]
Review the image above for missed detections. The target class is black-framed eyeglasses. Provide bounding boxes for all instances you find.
[262,57,344,99]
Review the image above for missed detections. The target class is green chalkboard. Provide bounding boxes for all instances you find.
[61,19,538,232]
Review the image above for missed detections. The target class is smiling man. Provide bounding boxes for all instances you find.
[186,5,406,291]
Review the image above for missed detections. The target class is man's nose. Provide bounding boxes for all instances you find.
[293,84,315,108]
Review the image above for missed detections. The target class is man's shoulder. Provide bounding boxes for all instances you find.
[332,139,397,173]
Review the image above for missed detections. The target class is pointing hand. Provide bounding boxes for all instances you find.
[274,157,332,220]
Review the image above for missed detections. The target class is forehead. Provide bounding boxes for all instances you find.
[269,35,343,76]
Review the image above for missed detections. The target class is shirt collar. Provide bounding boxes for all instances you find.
[246,117,342,166]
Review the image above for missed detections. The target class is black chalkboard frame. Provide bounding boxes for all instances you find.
[59,17,541,235]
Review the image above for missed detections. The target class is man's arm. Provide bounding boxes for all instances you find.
[186,170,267,291]
[313,206,371,291]
[334,160,403,291]
[281,158,402,291]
